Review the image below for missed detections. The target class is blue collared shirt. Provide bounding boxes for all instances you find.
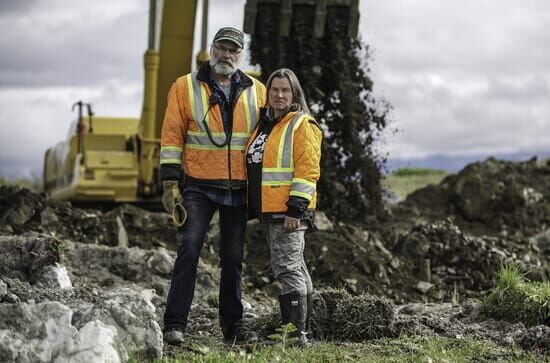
[208,71,241,134]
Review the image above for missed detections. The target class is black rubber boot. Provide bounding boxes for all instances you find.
[279,292,311,347]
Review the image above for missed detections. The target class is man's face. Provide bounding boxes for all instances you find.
[209,40,242,76]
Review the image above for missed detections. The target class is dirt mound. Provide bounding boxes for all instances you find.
[394,157,550,237]
[1,157,550,357]
[2,156,549,306]
[0,185,178,250]
[246,218,545,305]
[393,220,543,297]
[1,156,549,308]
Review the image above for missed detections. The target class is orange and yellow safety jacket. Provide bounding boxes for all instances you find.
[247,110,322,217]
[160,64,266,187]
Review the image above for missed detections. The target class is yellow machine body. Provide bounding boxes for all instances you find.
[43,0,198,202]
[43,117,139,201]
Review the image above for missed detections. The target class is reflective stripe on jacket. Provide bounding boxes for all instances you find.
[247,111,322,214]
[160,65,266,184]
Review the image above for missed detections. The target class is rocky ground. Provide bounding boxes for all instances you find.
[0,157,549,362]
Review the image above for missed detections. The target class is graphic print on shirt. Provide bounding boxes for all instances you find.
[247,131,268,164]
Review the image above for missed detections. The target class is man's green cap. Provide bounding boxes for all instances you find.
[213,27,244,49]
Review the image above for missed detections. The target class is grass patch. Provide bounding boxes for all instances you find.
[390,168,448,177]
[383,168,448,200]
[130,336,544,362]
[482,265,550,327]
[0,175,42,192]
[249,289,395,342]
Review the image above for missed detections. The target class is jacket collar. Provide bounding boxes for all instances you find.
[196,62,253,89]
[260,107,302,124]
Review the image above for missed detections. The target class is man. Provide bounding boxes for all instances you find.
[159,27,266,345]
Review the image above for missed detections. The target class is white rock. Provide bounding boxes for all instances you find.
[116,216,129,247]
[53,320,125,363]
[0,279,7,299]
[140,289,157,313]
[0,301,77,363]
[315,211,334,231]
[36,263,73,290]
[147,247,174,276]
[416,281,434,293]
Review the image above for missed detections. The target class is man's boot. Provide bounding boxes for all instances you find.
[164,329,185,345]
[222,321,258,345]
[279,292,311,347]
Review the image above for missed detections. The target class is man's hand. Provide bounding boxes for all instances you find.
[283,216,300,230]
[162,180,183,214]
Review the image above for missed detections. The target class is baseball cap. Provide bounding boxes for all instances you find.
[213,27,244,49]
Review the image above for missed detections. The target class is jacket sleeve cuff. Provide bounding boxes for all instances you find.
[160,164,182,181]
[285,205,304,219]
[285,196,309,219]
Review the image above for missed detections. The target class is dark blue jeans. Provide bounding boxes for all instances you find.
[163,190,247,332]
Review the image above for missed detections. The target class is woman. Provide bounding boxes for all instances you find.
[246,68,322,346]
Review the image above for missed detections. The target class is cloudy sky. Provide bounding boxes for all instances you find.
[1,0,549,178]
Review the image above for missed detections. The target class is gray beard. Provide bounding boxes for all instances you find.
[211,60,236,76]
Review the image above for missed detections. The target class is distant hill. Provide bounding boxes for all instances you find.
[2,150,550,181]
[386,150,550,173]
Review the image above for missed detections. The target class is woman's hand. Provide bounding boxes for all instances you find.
[283,216,300,230]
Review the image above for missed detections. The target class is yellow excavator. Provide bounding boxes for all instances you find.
[43,0,359,204]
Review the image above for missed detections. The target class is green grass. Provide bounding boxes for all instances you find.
[0,175,42,192]
[130,336,544,362]
[390,168,448,177]
[382,168,448,200]
[482,265,550,327]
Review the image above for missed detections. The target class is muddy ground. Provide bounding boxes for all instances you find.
[1,157,549,361]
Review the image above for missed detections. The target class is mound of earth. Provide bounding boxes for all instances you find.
[392,157,550,237]
[1,156,550,360]
[0,185,178,250]
[1,156,549,305]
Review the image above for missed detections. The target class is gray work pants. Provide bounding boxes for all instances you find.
[263,222,313,296]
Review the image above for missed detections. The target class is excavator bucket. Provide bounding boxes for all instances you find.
[244,0,359,38]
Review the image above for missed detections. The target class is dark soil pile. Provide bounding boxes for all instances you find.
[1,156,549,305]
[392,157,550,237]
[1,157,550,357]
[0,185,178,250]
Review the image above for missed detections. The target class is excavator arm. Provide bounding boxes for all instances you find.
[139,0,199,196]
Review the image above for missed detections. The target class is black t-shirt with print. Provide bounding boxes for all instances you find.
[246,112,275,219]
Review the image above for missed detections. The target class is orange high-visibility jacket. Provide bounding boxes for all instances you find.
[160,66,266,185]
[247,111,322,214]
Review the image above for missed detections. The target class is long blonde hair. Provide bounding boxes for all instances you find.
[265,68,310,115]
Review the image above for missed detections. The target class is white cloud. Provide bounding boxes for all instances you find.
[0,83,142,178]
[363,0,550,160]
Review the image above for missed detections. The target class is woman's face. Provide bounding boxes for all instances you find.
[269,76,293,117]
